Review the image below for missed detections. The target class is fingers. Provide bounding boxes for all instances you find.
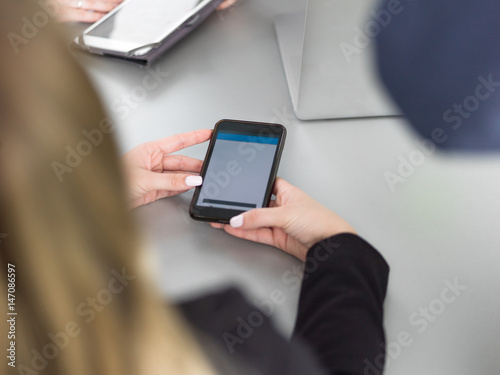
[153,129,212,154]
[208,178,292,230]
[57,0,121,22]
[210,222,277,248]
[58,0,121,11]
[142,171,202,194]
[162,155,203,173]
[217,0,238,10]
[229,206,287,230]
[58,8,107,22]
[226,226,277,246]
[78,0,122,12]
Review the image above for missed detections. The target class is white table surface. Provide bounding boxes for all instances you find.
[75,1,500,374]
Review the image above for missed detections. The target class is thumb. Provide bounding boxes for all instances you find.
[229,206,288,229]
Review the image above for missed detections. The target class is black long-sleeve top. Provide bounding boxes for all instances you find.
[178,233,390,375]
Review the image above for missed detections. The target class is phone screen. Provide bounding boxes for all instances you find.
[87,0,203,44]
[190,120,286,222]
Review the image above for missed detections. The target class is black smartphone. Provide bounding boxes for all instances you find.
[189,119,287,223]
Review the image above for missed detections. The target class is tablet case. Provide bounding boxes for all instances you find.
[73,0,224,66]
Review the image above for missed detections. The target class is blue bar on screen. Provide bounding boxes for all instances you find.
[217,132,279,145]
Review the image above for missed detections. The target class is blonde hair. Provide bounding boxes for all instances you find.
[0,1,215,374]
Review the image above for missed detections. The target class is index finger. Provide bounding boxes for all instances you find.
[79,0,122,12]
[154,129,213,154]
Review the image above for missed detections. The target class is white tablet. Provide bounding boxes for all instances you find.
[81,0,215,55]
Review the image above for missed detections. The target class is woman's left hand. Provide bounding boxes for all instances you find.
[218,0,239,10]
[57,0,122,23]
[57,0,239,23]
[122,129,212,208]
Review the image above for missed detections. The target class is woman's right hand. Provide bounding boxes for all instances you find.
[57,0,238,23]
[210,178,356,261]
[57,0,123,23]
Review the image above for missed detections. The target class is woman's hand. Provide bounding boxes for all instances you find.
[217,0,239,10]
[210,178,356,261]
[57,0,122,23]
[57,0,238,23]
[122,129,212,208]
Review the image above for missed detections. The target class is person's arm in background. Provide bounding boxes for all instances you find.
[57,0,239,23]
[375,0,500,151]
[210,178,389,375]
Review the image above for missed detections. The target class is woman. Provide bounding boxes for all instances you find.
[0,1,388,374]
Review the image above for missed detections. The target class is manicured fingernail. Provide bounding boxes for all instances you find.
[185,176,202,187]
[230,215,243,228]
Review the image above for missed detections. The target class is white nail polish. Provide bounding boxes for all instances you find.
[230,215,243,228]
[185,175,202,187]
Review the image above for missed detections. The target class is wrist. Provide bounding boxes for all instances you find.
[306,222,356,249]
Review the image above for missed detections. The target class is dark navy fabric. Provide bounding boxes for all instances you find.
[375,0,500,151]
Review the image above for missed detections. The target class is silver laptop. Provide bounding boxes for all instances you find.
[274,0,400,120]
